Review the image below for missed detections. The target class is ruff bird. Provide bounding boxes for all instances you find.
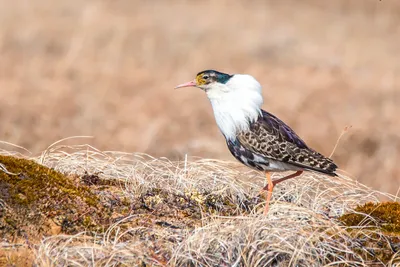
[175,70,338,214]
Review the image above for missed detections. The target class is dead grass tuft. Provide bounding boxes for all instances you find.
[1,143,398,266]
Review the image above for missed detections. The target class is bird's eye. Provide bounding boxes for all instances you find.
[203,75,209,80]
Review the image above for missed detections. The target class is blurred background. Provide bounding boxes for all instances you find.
[0,0,399,194]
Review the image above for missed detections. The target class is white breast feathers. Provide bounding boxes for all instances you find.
[206,74,264,140]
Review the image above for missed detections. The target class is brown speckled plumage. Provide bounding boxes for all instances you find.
[227,110,337,176]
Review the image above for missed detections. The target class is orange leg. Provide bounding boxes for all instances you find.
[261,171,303,214]
[263,172,274,214]
[263,171,303,192]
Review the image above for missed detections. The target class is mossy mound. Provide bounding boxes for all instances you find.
[0,155,109,240]
[0,154,256,245]
[338,202,400,264]
[340,202,400,234]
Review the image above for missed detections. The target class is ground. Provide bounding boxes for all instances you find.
[0,146,399,266]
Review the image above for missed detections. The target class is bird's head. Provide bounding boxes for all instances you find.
[175,70,233,91]
[175,70,264,140]
[175,70,262,103]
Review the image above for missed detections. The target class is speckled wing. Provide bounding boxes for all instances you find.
[236,110,337,175]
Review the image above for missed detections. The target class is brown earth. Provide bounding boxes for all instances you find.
[0,0,399,194]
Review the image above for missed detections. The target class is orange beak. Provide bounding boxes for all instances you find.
[174,80,197,89]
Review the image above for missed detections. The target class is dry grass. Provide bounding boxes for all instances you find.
[1,143,399,266]
[0,0,400,195]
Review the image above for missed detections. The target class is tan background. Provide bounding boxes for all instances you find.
[0,0,399,194]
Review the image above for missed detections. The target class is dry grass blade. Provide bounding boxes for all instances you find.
[0,141,32,155]
[39,136,94,164]
[0,163,20,176]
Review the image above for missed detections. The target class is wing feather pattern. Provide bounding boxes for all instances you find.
[236,110,337,175]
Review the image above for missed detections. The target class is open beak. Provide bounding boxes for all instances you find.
[174,80,197,89]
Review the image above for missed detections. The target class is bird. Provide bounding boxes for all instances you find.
[175,70,338,214]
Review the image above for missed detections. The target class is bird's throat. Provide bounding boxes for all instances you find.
[207,91,262,141]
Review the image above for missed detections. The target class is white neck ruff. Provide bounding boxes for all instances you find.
[206,74,263,140]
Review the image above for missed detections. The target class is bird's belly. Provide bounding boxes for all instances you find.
[238,155,301,172]
[227,140,302,172]
[267,159,303,172]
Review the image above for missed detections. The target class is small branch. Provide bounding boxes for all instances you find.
[330,125,352,158]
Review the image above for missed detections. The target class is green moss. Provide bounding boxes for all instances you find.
[4,217,17,228]
[0,155,107,239]
[0,155,98,207]
[83,216,94,228]
[339,202,400,234]
[337,202,400,264]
